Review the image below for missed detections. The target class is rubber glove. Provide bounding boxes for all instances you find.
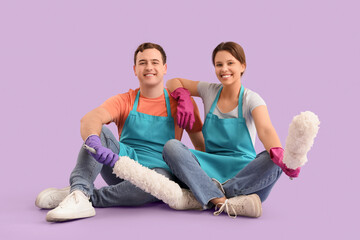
[170,88,195,130]
[270,147,301,178]
[85,135,119,167]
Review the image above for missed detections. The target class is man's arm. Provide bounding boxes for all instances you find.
[188,131,205,152]
[185,96,205,151]
[80,107,113,141]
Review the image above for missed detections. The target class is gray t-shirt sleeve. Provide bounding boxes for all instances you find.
[243,89,266,118]
[242,89,266,147]
[197,81,222,119]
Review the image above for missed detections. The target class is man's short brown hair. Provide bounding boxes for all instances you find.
[134,42,167,65]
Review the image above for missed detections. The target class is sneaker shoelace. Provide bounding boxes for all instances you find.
[213,199,237,219]
[58,191,81,207]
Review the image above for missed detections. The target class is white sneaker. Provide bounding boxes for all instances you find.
[169,189,203,210]
[46,190,96,222]
[214,194,262,218]
[35,186,70,209]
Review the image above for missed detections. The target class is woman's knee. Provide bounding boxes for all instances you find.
[162,139,191,165]
[163,139,183,156]
[163,140,200,171]
[257,151,283,178]
[245,150,281,176]
[256,150,270,159]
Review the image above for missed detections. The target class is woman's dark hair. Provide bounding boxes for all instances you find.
[212,42,246,76]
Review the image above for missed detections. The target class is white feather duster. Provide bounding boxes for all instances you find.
[112,156,202,210]
[283,111,320,169]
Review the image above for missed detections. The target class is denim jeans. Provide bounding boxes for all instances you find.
[162,139,282,208]
[69,126,176,207]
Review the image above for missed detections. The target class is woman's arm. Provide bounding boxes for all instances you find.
[252,105,282,152]
[252,105,302,178]
[166,78,200,96]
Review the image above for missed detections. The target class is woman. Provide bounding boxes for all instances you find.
[163,42,300,218]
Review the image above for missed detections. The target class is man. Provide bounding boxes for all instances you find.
[35,42,204,222]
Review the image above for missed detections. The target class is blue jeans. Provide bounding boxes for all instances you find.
[69,126,176,207]
[162,139,282,208]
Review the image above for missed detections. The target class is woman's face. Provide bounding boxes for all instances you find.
[214,51,245,86]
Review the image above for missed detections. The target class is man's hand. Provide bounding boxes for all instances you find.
[85,135,119,167]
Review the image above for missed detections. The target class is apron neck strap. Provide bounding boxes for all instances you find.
[209,87,222,114]
[133,90,141,111]
[238,85,244,118]
[133,89,172,117]
[209,85,245,118]
[163,89,172,117]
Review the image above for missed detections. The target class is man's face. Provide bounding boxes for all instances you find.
[133,48,167,88]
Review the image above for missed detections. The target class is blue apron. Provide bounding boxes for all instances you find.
[118,89,175,171]
[190,85,256,183]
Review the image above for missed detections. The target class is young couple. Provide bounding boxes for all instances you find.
[36,42,299,222]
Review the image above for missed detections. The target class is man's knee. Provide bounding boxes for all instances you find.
[100,126,113,139]
[99,126,120,154]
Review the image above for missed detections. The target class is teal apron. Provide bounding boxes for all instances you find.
[190,85,256,183]
[118,89,175,172]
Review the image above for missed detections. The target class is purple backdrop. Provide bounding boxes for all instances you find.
[1,0,358,239]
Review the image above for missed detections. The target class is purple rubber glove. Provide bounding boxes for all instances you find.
[85,135,119,167]
[270,147,301,178]
[170,87,195,130]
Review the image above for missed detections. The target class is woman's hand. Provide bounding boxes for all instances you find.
[171,88,195,129]
[270,147,301,178]
[167,78,200,130]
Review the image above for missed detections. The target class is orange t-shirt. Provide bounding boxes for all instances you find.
[100,88,202,140]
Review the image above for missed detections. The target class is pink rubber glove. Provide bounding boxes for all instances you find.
[170,88,195,130]
[270,147,301,178]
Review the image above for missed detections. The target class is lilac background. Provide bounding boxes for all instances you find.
[1,0,359,239]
